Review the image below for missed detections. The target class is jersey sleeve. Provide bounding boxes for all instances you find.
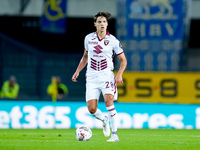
[113,38,124,55]
[84,35,88,51]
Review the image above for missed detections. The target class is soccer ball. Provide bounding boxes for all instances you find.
[75,126,92,141]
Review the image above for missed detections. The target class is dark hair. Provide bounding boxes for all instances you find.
[94,11,111,22]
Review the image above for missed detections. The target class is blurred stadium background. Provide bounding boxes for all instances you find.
[1,0,200,129]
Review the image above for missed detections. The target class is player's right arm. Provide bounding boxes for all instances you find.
[72,49,88,82]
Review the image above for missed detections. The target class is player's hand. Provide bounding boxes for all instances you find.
[115,75,123,85]
[72,72,79,82]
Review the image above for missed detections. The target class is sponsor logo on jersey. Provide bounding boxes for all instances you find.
[104,40,110,46]
[93,55,103,58]
[88,41,98,45]
[93,45,103,54]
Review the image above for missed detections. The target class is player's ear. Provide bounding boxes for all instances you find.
[94,22,96,27]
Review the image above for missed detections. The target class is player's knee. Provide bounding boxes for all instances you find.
[88,106,97,114]
[105,99,114,107]
[105,101,113,107]
[104,95,114,107]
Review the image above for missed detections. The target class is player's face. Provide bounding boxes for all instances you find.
[94,16,108,32]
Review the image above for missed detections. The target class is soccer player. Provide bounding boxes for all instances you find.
[72,11,127,142]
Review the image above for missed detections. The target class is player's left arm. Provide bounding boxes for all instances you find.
[115,53,127,85]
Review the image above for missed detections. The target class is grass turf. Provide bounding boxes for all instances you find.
[0,129,200,150]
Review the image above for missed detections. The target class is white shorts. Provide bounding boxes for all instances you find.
[86,73,118,102]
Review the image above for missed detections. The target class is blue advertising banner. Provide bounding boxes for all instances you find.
[0,101,200,129]
[40,0,67,34]
[116,0,188,71]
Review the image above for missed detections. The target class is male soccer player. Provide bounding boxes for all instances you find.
[72,11,127,142]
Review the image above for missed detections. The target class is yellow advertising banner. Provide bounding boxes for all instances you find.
[116,72,200,104]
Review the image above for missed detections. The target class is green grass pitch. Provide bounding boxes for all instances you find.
[0,129,200,150]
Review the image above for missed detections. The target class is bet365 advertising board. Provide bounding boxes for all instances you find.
[117,72,200,104]
[0,101,200,129]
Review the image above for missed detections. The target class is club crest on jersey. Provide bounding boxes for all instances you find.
[104,40,109,46]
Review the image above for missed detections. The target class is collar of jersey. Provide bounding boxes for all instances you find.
[94,31,110,41]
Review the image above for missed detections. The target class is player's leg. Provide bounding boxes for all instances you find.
[104,94,119,142]
[87,99,104,121]
[101,75,119,141]
[86,81,109,137]
[87,100,110,137]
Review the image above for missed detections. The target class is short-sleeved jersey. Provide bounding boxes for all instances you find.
[84,31,123,80]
